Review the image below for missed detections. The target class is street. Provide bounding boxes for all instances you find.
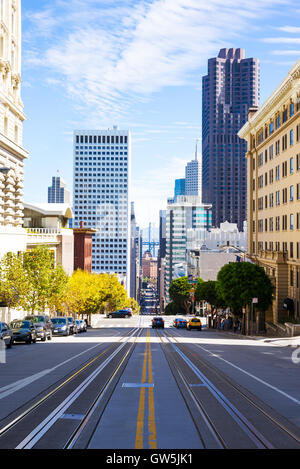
[0,315,300,449]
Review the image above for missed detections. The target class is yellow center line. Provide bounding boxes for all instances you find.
[135,329,157,450]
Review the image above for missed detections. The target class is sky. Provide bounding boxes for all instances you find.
[21,0,300,229]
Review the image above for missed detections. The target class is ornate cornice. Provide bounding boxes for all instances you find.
[239,59,300,139]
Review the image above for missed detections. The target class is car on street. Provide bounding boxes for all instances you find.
[0,322,14,348]
[67,317,77,334]
[24,315,52,342]
[187,317,202,331]
[107,310,132,318]
[152,317,164,329]
[79,320,87,332]
[174,318,187,329]
[10,320,37,344]
[51,317,71,336]
[75,320,83,333]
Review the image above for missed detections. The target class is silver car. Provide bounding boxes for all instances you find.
[0,322,14,348]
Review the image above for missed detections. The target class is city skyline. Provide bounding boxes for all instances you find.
[22,0,300,228]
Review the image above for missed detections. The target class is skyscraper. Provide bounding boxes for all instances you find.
[73,127,131,291]
[48,176,70,204]
[202,48,259,230]
[185,141,202,199]
[165,196,212,300]
[0,0,28,259]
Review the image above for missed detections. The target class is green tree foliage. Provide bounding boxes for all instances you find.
[216,262,273,316]
[169,277,193,315]
[0,252,27,321]
[195,280,225,309]
[20,246,68,314]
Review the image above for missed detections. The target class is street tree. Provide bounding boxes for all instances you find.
[169,277,194,315]
[195,280,226,310]
[21,246,68,314]
[0,252,27,322]
[216,262,273,317]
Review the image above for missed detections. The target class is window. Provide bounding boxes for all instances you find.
[290,157,294,174]
[290,214,294,231]
[290,129,294,146]
[290,185,294,202]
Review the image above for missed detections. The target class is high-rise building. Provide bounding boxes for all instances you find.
[0,0,28,260]
[174,179,186,202]
[165,196,212,300]
[73,127,131,291]
[185,140,202,199]
[238,59,300,325]
[202,48,259,230]
[48,176,70,204]
[158,210,167,311]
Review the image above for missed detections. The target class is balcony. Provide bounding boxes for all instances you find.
[26,228,62,245]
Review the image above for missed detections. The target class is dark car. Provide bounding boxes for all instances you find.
[0,322,14,348]
[174,318,187,329]
[24,315,52,342]
[51,317,70,336]
[152,317,164,329]
[10,320,37,344]
[107,310,132,319]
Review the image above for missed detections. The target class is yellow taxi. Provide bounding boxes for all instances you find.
[187,317,202,331]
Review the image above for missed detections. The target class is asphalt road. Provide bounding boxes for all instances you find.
[0,315,300,449]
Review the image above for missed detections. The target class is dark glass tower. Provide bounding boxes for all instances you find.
[202,48,259,230]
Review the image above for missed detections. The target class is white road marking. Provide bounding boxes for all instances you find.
[0,331,123,401]
[196,344,300,405]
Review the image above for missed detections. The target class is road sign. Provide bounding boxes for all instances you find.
[252,298,258,304]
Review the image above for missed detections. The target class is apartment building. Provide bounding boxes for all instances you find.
[0,0,28,258]
[239,59,300,323]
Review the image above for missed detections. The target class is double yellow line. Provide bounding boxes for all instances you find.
[135,329,157,449]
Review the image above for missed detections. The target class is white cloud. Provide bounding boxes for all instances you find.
[25,0,293,123]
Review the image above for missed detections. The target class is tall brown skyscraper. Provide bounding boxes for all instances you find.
[202,48,260,230]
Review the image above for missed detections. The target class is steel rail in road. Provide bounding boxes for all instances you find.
[0,326,141,449]
[158,328,300,449]
[65,327,144,450]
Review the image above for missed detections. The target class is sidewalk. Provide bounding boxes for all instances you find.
[208,327,300,348]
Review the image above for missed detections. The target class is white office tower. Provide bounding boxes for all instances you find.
[0,0,28,259]
[185,140,202,201]
[73,127,131,291]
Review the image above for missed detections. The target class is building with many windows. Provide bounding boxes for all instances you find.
[0,0,28,259]
[202,48,259,230]
[165,196,212,300]
[239,59,300,324]
[73,127,131,291]
[48,175,70,204]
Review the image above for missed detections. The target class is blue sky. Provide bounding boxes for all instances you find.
[21,0,300,229]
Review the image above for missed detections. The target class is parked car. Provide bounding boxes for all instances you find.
[0,322,14,348]
[79,320,87,332]
[187,317,202,331]
[24,315,52,341]
[107,310,132,318]
[152,317,164,329]
[66,317,76,334]
[75,320,82,333]
[10,320,37,344]
[51,317,71,336]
